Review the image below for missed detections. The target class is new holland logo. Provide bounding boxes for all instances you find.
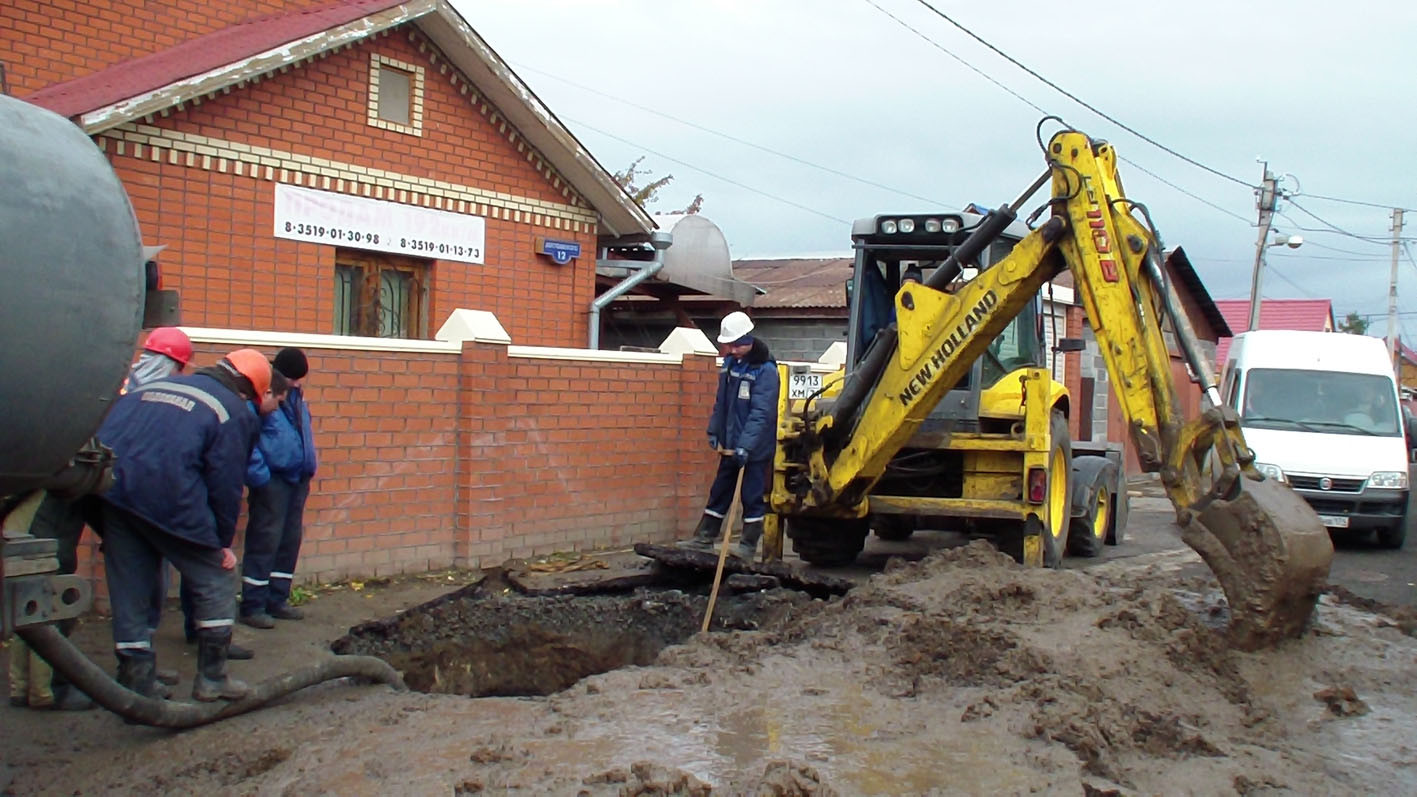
[897,289,999,406]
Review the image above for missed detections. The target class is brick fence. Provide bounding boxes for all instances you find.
[76,315,721,604]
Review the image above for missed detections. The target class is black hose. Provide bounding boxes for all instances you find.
[17,624,406,729]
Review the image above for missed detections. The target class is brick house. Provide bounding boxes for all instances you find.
[9,0,653,345]
[7,1,745,597]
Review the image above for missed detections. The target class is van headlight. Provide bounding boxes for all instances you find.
[1368,471,1408,489]
[1255,463,1286,484]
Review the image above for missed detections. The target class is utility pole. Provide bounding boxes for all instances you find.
[1247,163,1279,331]
[1389,208,1405,371]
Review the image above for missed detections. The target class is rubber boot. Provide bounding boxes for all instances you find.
[192,631,250,702]
[9,640,30,706]
[115,652,161,699]
[733,520,764,561]
[49,662,95,711]
[50,684,95,711]
[677,514,723,551]
[25,649,54,709]
[155,667,180,686]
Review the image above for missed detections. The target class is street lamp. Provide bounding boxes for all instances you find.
[1246,230,1304,331]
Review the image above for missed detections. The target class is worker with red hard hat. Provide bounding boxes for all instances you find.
[123,326,193,393]
[95,348,270,702]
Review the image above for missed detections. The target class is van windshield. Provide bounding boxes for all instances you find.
[1241,368,1401,437]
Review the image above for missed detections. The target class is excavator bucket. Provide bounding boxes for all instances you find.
[1179,475,1334,651]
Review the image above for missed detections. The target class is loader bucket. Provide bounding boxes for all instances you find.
[1179,475,1333,651]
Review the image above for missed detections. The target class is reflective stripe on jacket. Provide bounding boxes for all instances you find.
[98,374,258,548]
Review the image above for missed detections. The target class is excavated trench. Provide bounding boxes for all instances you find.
[330,573,815,698]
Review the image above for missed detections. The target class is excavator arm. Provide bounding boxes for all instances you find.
[788,126,1332,649]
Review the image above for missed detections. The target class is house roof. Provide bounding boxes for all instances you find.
[1212,298,1335,363]
[1164,247,1232,339]
[21,0,653,237]
[731,257,854,310]
[24,0,407,118]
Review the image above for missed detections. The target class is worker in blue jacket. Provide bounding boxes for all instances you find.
[682,311,780,560]
[247,347,318,623]
[96,349,270,702]
[239,360,306,627]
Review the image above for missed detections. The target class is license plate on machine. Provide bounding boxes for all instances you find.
[1317,514,1349,529]
[788,371,823,400]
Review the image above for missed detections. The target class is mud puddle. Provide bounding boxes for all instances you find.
[332,576,810,697]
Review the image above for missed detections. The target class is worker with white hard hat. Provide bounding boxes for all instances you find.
[680,311,780,559]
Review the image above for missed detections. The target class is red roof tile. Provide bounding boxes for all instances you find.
[1212,298,1334,364]
[23,0,407,119]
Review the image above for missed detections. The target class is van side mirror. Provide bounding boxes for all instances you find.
[1054,337,1086,353]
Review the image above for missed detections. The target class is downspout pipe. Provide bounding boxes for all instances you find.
[589,230,673,349]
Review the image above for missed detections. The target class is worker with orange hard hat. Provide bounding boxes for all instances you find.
[94,348,270,702]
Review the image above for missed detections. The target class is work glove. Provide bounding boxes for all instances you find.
[732,448,749,466]
[708,435,719,452]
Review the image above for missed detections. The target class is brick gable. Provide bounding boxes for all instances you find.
[95,26,603,345]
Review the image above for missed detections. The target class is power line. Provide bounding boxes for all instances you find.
[1284,199,1391,243]
[514,62,962,209]
[563,117,850,225]
[862,0,1050,117]
[863,0,1256,227]
[1119,156,1251,223]
[1297,191,1414,213]
[901,0,1254,188]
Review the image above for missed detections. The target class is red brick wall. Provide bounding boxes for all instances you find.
[102,28,597,347]
[76,338,720,605]
[3,0,325,95]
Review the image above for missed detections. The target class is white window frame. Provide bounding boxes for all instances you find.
[367,53,425,137]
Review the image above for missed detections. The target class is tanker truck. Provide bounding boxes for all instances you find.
[0,94,401,727]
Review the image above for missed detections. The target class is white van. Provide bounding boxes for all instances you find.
[1220,330,1409,548]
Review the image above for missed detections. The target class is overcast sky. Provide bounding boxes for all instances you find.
[455,0,1417,337]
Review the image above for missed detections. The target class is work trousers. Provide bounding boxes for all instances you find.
[703,457,771,523]
[240,477,309,615]
[100,502,234,656]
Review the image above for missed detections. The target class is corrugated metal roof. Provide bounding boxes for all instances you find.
[24,0,406,118]
[732,257,853,309]
[1213,298,1335,363]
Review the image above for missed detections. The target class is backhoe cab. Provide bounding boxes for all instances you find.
[768,124,1333,649]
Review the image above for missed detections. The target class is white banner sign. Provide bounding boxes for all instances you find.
[273,184,486,264]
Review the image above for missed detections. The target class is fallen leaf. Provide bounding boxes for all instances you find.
[350,581,365,591]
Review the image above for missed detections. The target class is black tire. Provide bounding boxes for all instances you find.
[1377,511,1407,550]
[873,516,915,542]
[787,516,868,567]
[1067,455,1118,558]
[1042,412,1072,568]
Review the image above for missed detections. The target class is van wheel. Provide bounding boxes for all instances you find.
[1377,512,1407,550]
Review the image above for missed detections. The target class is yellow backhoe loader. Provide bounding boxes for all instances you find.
[766,121,1333,650]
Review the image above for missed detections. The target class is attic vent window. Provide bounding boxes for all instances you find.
[368,53,424,136]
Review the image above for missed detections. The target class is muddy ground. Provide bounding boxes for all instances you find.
[4,545,1417,795]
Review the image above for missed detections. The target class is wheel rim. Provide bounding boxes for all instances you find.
[1049,446,1068,539]
[1092,487,1110,540]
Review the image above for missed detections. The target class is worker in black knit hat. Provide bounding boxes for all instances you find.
[239,347,317,627]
